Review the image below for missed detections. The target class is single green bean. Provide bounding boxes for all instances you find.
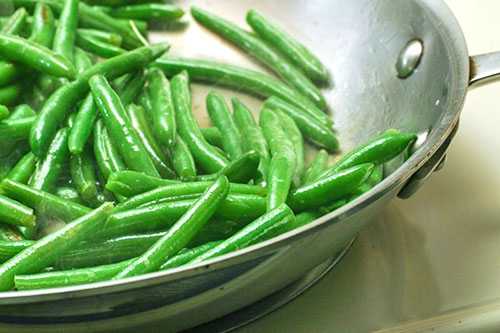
[288,163,374,212]
[94,120,117,181]
[78,28,122,46]
[302,149,329,184]
[119,70,146,105]
[101,125,127,175]
[68,94,98,155]
[147,68,176,148]
[276,110,305,187]
[190,204,294,264]
[195,150,260,184]
[206,92,243,160]
[1,179,91,222]
[0,84,21,106]
[105,170,179,197]
[83,0,162,6]
[30,43,169,157]
[0,202,113,291]
[353,165,384,196]
[246,10,330,84]
[171,135,196,179]
[263,97,338,152]
[160,241,221,270]
[260,108,296,210]
[76,34,126,58]
[127,104,175,178]
[101,193,266,239]
[171,71,228,173]
[70,148,100,207]
[0,240,34,263]
[0,195,35,229]
[108,4,184,21]
[200,127,223,148]
[74,47,94,74]
[1,8,27,35]
[114,176,229,278]
[0,105,9,120]
[0,105,34,157]
[0,116,36,142]
[53,0,79,62]
[90,75,159,177]
[29,128,69,193]
[260,211,321,242]
[191,7,327,111]
[6,152,36,184]
[55,186,83,204]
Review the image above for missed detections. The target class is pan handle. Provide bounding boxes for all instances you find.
[469,52,500,87]
[398,52,498,198]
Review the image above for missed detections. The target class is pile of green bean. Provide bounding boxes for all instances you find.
[0,1,417,291]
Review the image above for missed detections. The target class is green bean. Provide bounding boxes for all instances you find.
[276,110,305,187]
[0,240,34,263]
[119,70,146,105]
[154,58,331,127]
[0,195,35,229]
[78,28,122,46]
[30,43,169,157]
[29,128,69,193]
[101,125,127,175]
[10,104,36,119]
[105,170,179,197]
[260,108,296,210]
[303,149,329,184]
[0,84,21,106]
[188,221,239,248]
[200,127,223,148]
[0,105,9,121]
[0,226,24,242]
[14,240,219,290]
[101,193,266,239]
[263,97,338,152]
[1,179,91,222]
[231,97,269,181]
[318,129,417,178]
[353,165,384,196]
[172,135,196,179]
[107,4,184,21]
[246,10,330,84]
[53,0,79,62]
[1,8,27,35]
[70,148,100,207]
[171,71,228,173]
[260,211,321,242]
[147,68,176,148]
[0,63,21,88]
[114,180,263,213]
[206,92,243,160]
[68,94,98,155]
[94,120,117,181]
[83,0,162,6]
[127,105,175,179]
[55,186,83,204]
[0,116,36,142]
[12,0,142,49]
[191,7,326,111]
[190,204,294,264]
[0,202,113,291]
[195,150,260,184]
[318,198,350,215]
[90,75,159,177]
[0,33,76,79]
[76,33,126,58]
[114,177,229,278]
[74,47,94,74]
[288,163,374,212]
[6,152,36,184]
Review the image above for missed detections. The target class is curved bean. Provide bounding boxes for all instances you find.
[171,135,196,179]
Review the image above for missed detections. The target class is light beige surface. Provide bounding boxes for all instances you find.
[239,1,500,332]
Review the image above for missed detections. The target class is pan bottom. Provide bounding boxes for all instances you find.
[185,237,357,333]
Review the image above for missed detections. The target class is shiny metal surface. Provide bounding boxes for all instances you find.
[0,0,495,331]
[396,39,424,79]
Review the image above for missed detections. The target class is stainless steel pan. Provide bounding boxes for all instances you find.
[1,0,498,331]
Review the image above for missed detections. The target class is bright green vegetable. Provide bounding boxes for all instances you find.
[0,105,9,121]
[260,211,321,241]
[195,150,260,184]
[147,68,176,148]
[1,179,91,222]
[276,110,305,187]
[0,195,35,229]
[200,127,223,148]
[127,104,176,179]
[119,70,146,105]
[171,71,228,173]
[0,226,24,242]
[160,241,221,270]
[114,177,229,278]
[53,0,79,62]
[0,84,21,106]
[55,186,83,204]
[68,94,98,155]
[93,120,123,181]
[191,7,327,111]
[171,135,196,179]
[90,75,159,177]
[246,10,330,83]
[29,128,69,193]
[76,33,126,58]
[206,92,243,160]
[190,204,294,264]
[6,152,36,184]
[1,8,28,35]
[78,28,122,46]
[0,240,34,263]
[105,170,179,197]
[0,202,113,291]
[70,148,100,207]
[153,57,332,127]
[30,2,56,46]
[0,116,36,145]
[107,4,184,21]
[302,149,329,184]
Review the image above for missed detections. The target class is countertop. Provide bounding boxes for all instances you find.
[239,1,500,332]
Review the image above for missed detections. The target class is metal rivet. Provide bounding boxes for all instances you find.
[396,39,424,79]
